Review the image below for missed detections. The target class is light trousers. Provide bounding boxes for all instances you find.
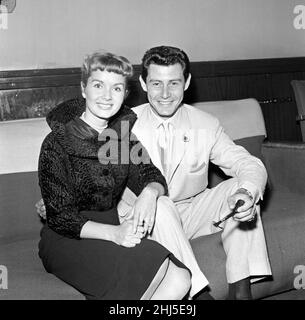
[118,178,272,297]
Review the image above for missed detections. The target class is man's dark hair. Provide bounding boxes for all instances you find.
[141,46,190,82]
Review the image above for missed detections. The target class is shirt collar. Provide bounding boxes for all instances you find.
[148,105,184,130]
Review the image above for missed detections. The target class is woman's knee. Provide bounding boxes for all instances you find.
[168,261,191,298]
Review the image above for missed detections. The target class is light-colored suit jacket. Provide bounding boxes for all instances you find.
[120,103,267,210]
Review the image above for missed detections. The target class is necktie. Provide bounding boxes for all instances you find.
[158,122,172,177]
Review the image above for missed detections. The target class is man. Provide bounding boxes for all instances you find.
[37,45,272,299]
[118,45,271,300]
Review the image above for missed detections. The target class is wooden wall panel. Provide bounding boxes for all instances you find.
[1,57,305,141]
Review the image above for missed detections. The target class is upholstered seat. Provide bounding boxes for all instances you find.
[1,99,305,300]
[0,238,84,300]
[190,99,305,299]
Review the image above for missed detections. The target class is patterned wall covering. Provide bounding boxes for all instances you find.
[0,86,81,121]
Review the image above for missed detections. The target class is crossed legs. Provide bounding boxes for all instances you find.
[141,258,191,300]
[175,178,272,299]
[118,179,271,299]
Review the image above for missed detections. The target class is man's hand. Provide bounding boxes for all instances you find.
[113,220,145,248]
[131,185,159,235]
[227,188,257,222]
[35,198,46,220]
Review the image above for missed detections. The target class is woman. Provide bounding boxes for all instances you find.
[38,51,191,300]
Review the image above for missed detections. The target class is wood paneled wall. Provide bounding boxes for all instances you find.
[1,57,305,141]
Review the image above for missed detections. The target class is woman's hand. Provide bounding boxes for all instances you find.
[113,220,145,248]
[132,183,162,235]
[80,220,144,247]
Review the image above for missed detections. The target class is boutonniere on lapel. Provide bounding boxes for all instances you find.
[183,134,190,143]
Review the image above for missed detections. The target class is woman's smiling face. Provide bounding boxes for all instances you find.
[82,69,127,120]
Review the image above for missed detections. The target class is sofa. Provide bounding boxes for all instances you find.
[1,98,305,300]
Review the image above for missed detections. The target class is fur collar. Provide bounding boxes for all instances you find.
[46,98,138,158]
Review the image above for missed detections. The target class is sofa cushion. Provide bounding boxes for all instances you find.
[253,190,305,298]
[0,237,84,300]
[0,172,42,240]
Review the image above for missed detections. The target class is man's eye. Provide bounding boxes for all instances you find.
[152,82,160,87]
[170,82,179,86]
[93,83,102,88]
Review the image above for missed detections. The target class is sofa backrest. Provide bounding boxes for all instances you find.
[192,98,266,141]
[0,98,267,240]
[0,118,50,240]
[192,98,267,187]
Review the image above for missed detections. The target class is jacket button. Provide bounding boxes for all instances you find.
[102,169,109,176]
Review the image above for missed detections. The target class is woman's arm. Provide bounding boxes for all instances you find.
[39,136,143,246]
[127,139,168,234]
[38,137,88,239]
[127,139,168,197]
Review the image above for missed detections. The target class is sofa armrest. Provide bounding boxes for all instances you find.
[262,141,305,194]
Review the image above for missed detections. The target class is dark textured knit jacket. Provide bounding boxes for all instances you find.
[38,99,168,239]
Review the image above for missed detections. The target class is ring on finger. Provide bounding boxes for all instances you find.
[248,214,256,222]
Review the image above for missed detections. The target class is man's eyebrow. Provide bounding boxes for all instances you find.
[148,79,182,82]
[169,79,182,82]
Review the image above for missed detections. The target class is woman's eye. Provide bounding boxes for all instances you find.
[93,83,102,88]
[114,87,122,92]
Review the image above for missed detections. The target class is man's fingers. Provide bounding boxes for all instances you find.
[234,206,257,221]
[234,212,251,221]
[227,197,236,210]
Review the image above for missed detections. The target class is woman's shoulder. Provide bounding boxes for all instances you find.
[40,131,65,158]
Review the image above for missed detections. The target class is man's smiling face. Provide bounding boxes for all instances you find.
[140,63,191,119]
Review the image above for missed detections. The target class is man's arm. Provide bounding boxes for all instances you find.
[210,118,267,202]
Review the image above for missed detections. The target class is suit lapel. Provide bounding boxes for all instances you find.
[133,105,192,184]
[133,108,165,176]
[167,107,192,184]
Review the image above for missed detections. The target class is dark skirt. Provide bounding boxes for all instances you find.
[38,208,188,300]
